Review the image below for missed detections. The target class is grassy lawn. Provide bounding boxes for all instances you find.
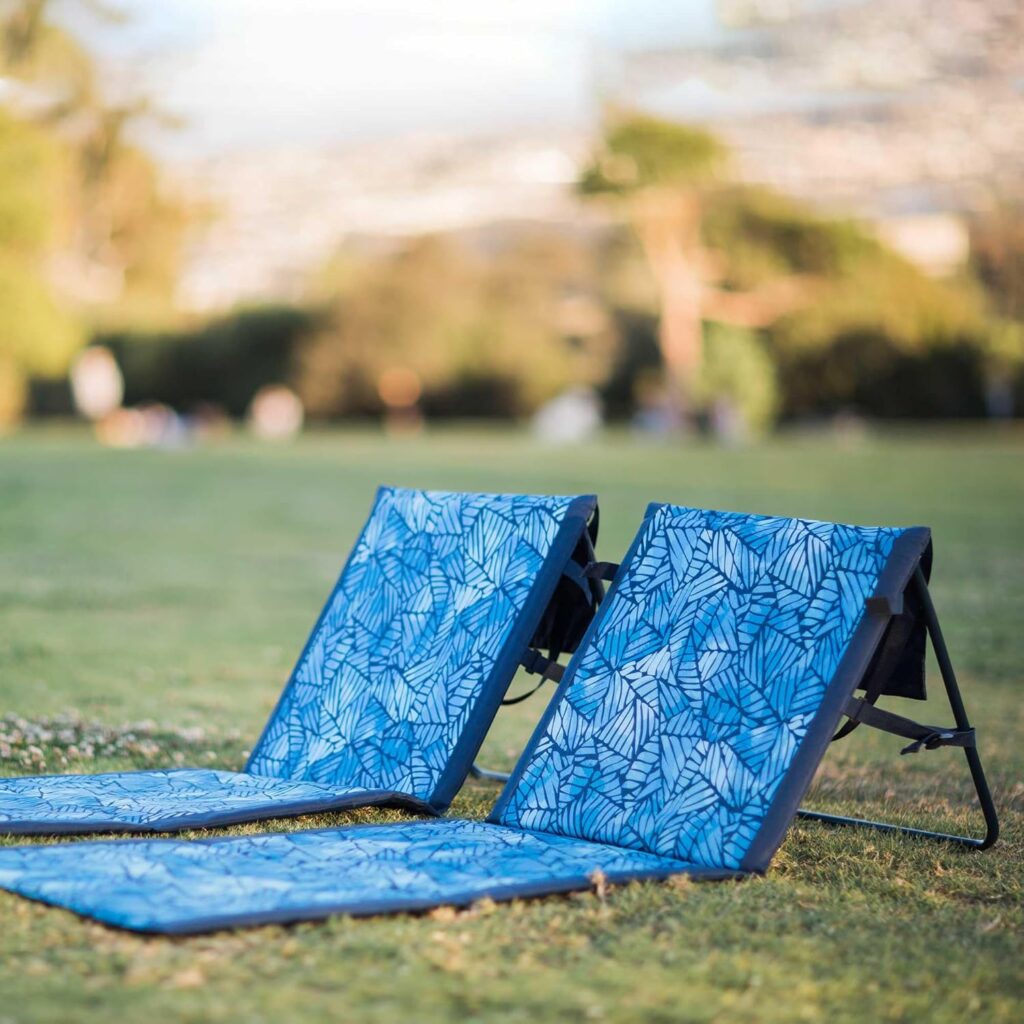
[0,424,1021,1023]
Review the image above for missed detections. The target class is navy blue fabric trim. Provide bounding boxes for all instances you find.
[428,494,597,810]
[739,526,933,872]
[488,501,659,825]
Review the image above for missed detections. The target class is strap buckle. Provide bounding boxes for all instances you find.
[901,730,956,755]
[520,648,546,676]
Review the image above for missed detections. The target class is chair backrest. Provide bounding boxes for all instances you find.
[492,503,929,871]
[247,487,596,810]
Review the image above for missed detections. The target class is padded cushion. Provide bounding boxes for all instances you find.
[0,820,712,933]
[493,505,909,870]
[0,488,595,834]
[247,488,594,807]
[0,769,409,835]
[0,503,928,932]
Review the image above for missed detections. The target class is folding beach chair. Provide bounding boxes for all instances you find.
[0,503,997,933]
[0,487,599,835]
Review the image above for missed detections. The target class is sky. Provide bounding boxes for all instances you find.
[66,0,723,157]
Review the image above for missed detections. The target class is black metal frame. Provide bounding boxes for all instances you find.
[798,566,999,850]
[470,652,565,783]
[473,566,1000,851]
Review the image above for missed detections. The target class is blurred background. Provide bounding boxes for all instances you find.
[1,0,1023,442]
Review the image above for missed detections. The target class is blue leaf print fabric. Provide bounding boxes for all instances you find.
[246,488,591,803]
[494,505,905,870]
[0,503,919,933]
[0,770,398,834]
[0,820,702,933]
[0,488,593,833]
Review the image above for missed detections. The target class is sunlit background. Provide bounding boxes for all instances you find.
[2,0,1023,441]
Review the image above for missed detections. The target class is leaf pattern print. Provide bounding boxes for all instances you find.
[496,505,907,870]
[0,488,594,833]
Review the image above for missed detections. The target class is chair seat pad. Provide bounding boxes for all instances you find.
[0,769,414,835]
[0,819,723,933]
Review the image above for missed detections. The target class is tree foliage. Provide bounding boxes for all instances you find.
[99,306,315,417]
[595,172,1018,423]
[299,234,617,419]
[577,114,726,421]
[694,323,778,436]
[579,113,727,195]
[0,108,81,422]
[970,207,1024,321]
[0,0,186,422]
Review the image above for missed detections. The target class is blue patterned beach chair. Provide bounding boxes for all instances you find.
[0,488,599,835]
[0,503,996,933]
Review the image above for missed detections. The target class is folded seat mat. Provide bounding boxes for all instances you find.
[0,487,597,834]
[0,504,930,932]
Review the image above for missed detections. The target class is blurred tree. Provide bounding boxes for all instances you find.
[970,207,1024,321]
[968,206,1024,413]
[77,110,189,328]
[579,114,815,430]
[0,0,187,421]
[100,305,315,416]
[298,233,617,420]
[0,107,81,423]
[579,113,726,421]
[707,187,1001,419]
[594,176,1008,424]
[693,322,778,437]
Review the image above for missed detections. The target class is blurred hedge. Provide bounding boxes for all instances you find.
[27,198,1023,427]
[71,299,1020,426]
[96,306,317,417]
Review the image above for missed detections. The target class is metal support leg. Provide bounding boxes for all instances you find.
[798,566,999,850]
[469,764,511,784]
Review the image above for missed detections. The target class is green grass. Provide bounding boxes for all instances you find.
[0,424,1021,1023]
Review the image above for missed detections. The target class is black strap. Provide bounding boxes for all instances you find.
[560,559,590,596]
[832,592,919,742]
[842,696,976,755]
[520,648,565,683]
[561,558,618,593]
[502,649,565,706]
[510,511,607,710]
[831,666,883,742]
